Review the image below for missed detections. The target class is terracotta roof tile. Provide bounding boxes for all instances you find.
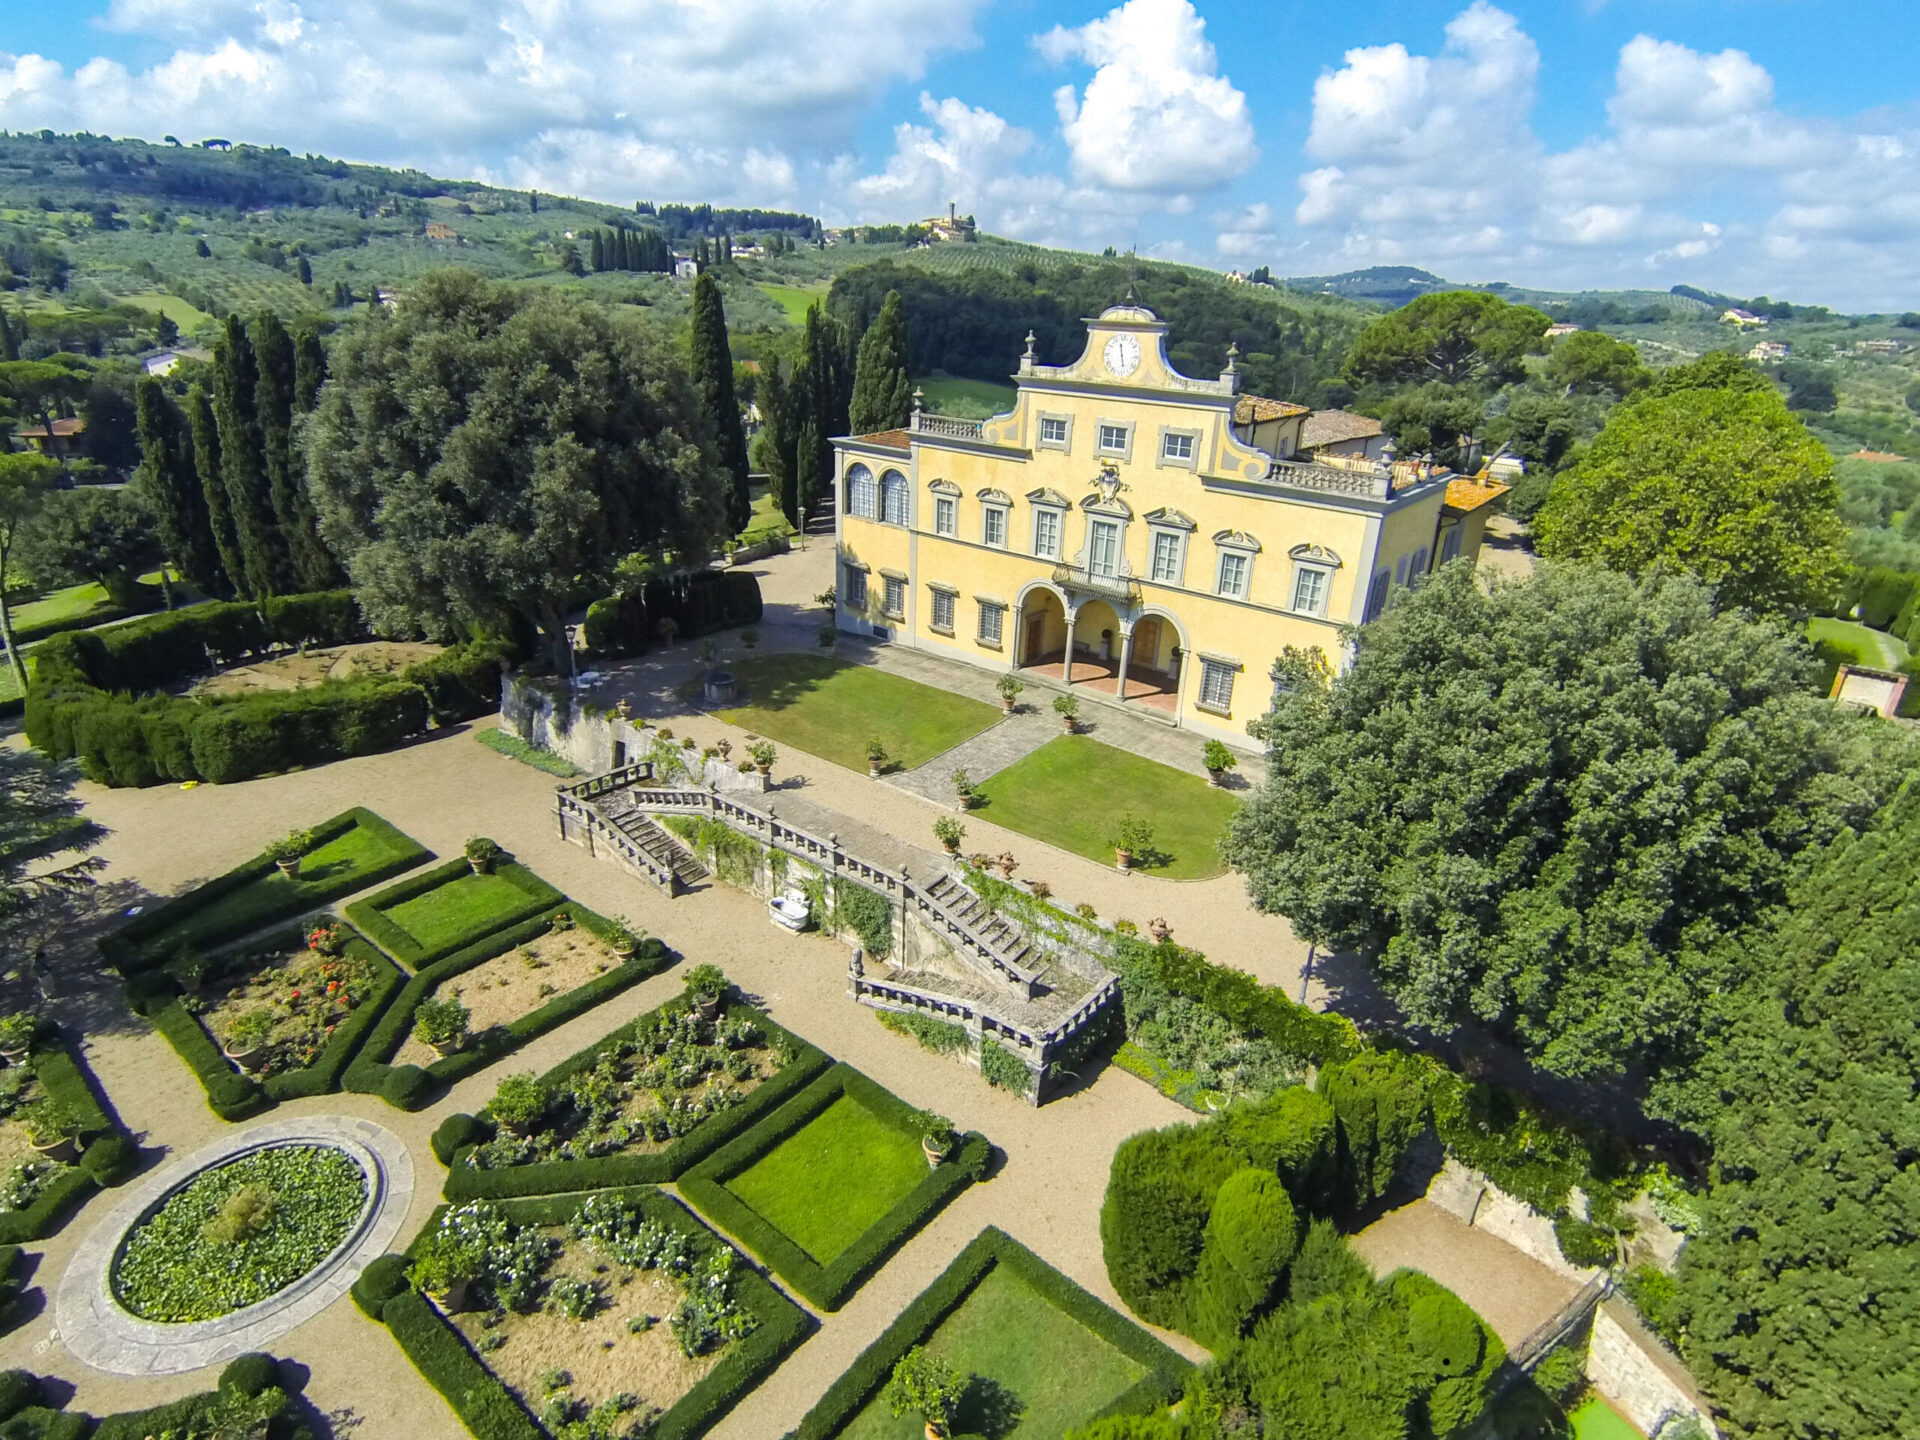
[847,429,911,451]
[1234,394,1309,423]
[1444,476,1510,512]
[1300,409,1384,449]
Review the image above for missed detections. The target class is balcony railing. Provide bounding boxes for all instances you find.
[911,412,985,441]
[1051,561,1141,605]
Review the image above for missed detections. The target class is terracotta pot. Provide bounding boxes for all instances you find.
[429,1278,472,1314]
[868,763,882,779]
[922,1133,950,1168]
[275,859,300,878]
[223,1042,268,1073]
[1206,768,1225,787]
[1114,848,1133,871]
[1061,718,1075,734]
[1001,698,1015,714]
[613,941,637,960]
[469,856,494,875]
[30,1135,77,1164]
[942,842,960,856]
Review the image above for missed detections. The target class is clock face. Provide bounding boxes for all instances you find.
[1104,332,1142,378]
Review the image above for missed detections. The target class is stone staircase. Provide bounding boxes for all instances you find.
[917,872,1043,997]
[605,806,706,889]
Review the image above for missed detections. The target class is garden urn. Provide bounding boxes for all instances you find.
[1148,917,1171,943]
[869,761,882,779]
[921,1133,949,1169]
[223,1042,268,1073]
[1061,716,1075,735]
[469,854,493,876]
[1206,767,1225,787]
[430,1036,464,1059]
[274,857,300,878]
[1114,847,1133,872]
[696,992,723,1021]
[30,1133,76,1164]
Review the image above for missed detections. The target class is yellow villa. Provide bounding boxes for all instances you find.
[831,302,1508,745]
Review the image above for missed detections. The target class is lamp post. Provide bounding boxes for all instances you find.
[797,505,807,551]
[565,622,582,690]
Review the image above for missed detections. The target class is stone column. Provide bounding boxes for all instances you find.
[1113,625,1134,702]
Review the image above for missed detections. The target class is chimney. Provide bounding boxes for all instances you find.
[949,201,956,223]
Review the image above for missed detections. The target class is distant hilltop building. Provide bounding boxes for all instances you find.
[831,302,1505,744]
[921,204,978,243]
[1749,340,1791,363]
[1543,322,1582,338]
[424,221,458,241]
[1721,308,1768,327]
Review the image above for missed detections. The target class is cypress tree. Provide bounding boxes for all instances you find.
[794,416,820,527]
[292,322,326,412]
[132,376,227,597]
[590,231,605,272]
[0,309,14,362]
[184,382,245,593]
[296,254,312,285]
[212,314,282,598]
[848,289,913,434]
[689,273,751,535]
[758,364,797,525]
[252,312,334,589]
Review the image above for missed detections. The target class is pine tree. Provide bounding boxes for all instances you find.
[849,289,913,434]
[590,231,605,272]
[212,315,282,598]
[292,323,326,412]
[689,273,751,535]
[132,377,227,597]
[185,382,245,593]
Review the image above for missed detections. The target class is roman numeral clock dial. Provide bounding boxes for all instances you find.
[1103,332,1141,378]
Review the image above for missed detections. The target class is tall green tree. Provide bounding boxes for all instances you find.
[0,743,103,924]
[132,377,227,597]
[0,311,15,363]
[750,363,797,526]
[1650,350,1772,397]
[212,315,285,597]
[250,312,336,589]
[688,272,750,535]
[1681,780,1920,1440]
[1544,329,1650,398]
[0,452,58,693]
[1344,291,1549,389]
[1222,563,1908,1112]
[848,288,913,434]
[1534,385,1847,613]
[305,269,727,672]
[21,488,160,608]
[184,383,245,596]
[292,322,326,412]
[0,357,88,477]
[793,305,844,511]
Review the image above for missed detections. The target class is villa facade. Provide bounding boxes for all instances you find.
[831,303,1507,745]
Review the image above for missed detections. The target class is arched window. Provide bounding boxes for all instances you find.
[880,469,909,526]
[847,463,877,519]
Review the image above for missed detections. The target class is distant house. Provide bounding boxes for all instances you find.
[1299,408,1389,461]
[1543,322,1582,338]
[730,242,764,260]
[1848,450,1910,464]
[15,417,84,453]
[921,203,978,242]
[140,346,212,377]
[424,221,458,241]
[1224,270,1248,284]
[673,256,698,280]
[1721,308,1767,327]
[1854,339,1905,355]
[1749,340,1791,362]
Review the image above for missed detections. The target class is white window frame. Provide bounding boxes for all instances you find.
[1149,529,1186,585]
[847,464,877,520]
[933,495,956,537]
[977,601,1005,648]
[1216,549,1251,599]
[882,573,906,618]
[1290,563,1331,617]
[1199,660,1236,714]
[1095,420,1134,462]
[1088,518,1122,577]
[879,469,909,527]
[929,587,956,633]
[843,565,868,610]
[1156,426,1201,470]
[1037,413,1073,452]
[982,505,1009,549]
[1032,506,1064,560]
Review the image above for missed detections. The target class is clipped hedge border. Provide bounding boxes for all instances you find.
[678,1064,989,1312]
[0,1032,139,1245]
[343,902,672,1111]
[792,1226,1192,1440]
[438,995,833,1200]
[0,1351,305,1440]
[124,924,408,1122]
[100,807,432,974]
[344,859,564,970]
[373,1186,811,1440]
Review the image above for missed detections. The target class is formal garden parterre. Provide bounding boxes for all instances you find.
[0,1025,136,1245]
[677,1064,989,1312]
[0,1352,309,1440]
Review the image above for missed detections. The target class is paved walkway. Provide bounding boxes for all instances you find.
[886,707,1057,803]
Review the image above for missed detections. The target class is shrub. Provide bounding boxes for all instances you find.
[1554,1214,1616,1268]
[882,1346,969,1430]
[1100,1121,1251,1332]
[831,881,893,959]
[218,1352,281,1397]
[82,1133,135,1185]
[352,1253,412,1318]
[932,816,965,852]
[1202,739,1236,774]
[1191,1168,1299,1347]
[207,1071,267,1119]
[1107,815,1154,855]
[412,996,469,1050]
[1322,1049,1433,1208]
[980,1039,1030,1095]
[1620,1264,1686,1350]
[1223,1087,1339,1215]
[381,1065,436,1110]
[431,1112,495,1166]
[0,1370,41,1420]
[877,1009,969,1055]
[1532,1341,1588,1405]
[488,1072,549,1132]
[1287,1217,1374,1304]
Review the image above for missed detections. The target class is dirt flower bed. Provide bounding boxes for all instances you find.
[394,929,624,1070]
[178,925,387,1075]
[190,640,444,697]
[419,1197,755,1437]
[0,1062,71,1219]
[461,1007,787,1172]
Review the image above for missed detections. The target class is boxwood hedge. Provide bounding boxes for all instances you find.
[342,902,671,1111]
[437,995,833,1200]
[0,1349,306,1440]
[99,807,431,975]
[126,923,407,1121]
[678,1064,990,1312]
[373,1186,810,1440]
[791,1226,1193,1440]
[0,1031,139,1245]
[344,859,564,970]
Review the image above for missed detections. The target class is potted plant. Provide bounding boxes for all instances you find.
[222,1009,275,1072]
[950,768,975,811]
[465,836,502,875]
[917,1111,957,1168]
[1107,815,1153,872]
[715,738,733,761]
[883,1346,970,1440]
[1028,879,1052,902]
[815,586,837,610]
[263,828,315,878]
[413,996,470,1057]
[608,917,642,959]
[1202,739,1237,788]
[747,740,777,783]
[865,737,887,779]
[410,1228,486,1314]
[684,963,728,1020]
[1053,694,1081,734]
[1148,916,1172,943]
[22,1099,83,1164]
[655,616,680,648]
[933,816,965,855]
[818,623,838,649]
[489,1071,550,1135]
[0,1013,35,1066]
[995,674,1023,714]
[697,637,719,669]
[740,626,759,651]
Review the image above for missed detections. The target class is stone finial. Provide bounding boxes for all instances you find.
[912,386,925,414]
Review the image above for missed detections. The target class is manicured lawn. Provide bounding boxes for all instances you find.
[717,654,999,773]
[916,371,1017,421]
[143,820,421,955]
[836,1264,1148,1440]
[381,872,539,955]
[123,290,215,330]
[972,735,1240,879]
[9,580,115,633]
[725,1094,928,1264]
[1571,1397,1645,1440]
[1808,615,1908,671]
[759,282,827,325]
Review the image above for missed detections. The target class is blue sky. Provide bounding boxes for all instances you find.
[0,0,1915,307]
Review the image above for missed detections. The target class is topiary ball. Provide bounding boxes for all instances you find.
[380,1065,436,1110]
[351,1254,412,1319]
[82,1133,136,1186]
[429,1111,494,1165]
[219,1352,282,1397]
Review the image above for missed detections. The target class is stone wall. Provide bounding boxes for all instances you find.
[502,675,767,795]
[1424,1157,1600,1284]
[1588,1303,1718,1438]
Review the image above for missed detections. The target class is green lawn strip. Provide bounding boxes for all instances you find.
[1570,1397,1646,1440]
[102,808,432,972]
[0,1030,139,1245]
[342,903,671,1112]
[914,371,1017,420]
[345,858,564,969]
[792,1227,1192,1440]
[971,735,1240,880]
[122,924,407,1122]
[435,996,833,1199]
[361,1186,812,1440]
[758,282,826,325]
[716,654,1000,774]
[1807,615,1909,673]
[475,726,582,777]
[679,1065,989,1311]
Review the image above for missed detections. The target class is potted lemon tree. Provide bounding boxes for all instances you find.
[916,1110,957,1169]
[23,1099,84,1163]
[222,1009,275,1072]
[866,737,887,779]
[410,1226,488,1314]
[1107,815,1154,872]
[1203,739,1237,787]
[684,963,728,1020]
[995,674,1023,714]
[464,836,502,875]
[884,1347,971,1440]
[413,996,470,1057]
[263,828,315,878]
[1053,694,1081,734]
[933,816,965,856]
